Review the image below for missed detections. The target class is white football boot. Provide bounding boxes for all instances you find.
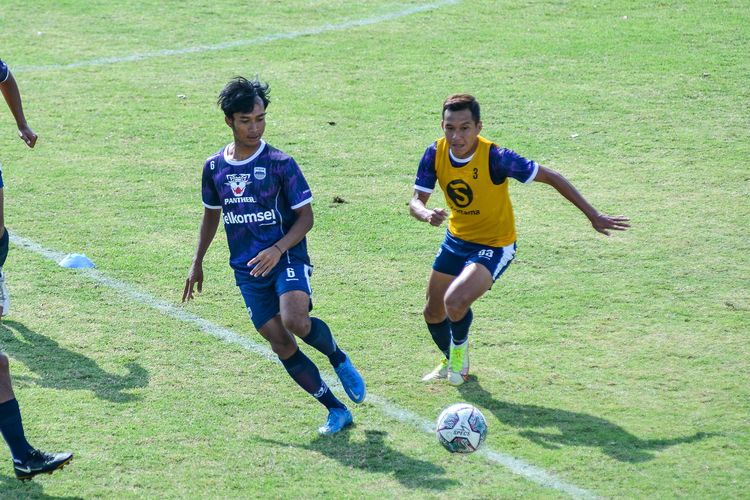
[0,269,9,317]
[422,357,448,382]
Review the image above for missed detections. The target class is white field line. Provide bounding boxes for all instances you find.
[10,233,596,499]
[13,0,460,73]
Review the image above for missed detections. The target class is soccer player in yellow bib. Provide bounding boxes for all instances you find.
[410,94,629,386]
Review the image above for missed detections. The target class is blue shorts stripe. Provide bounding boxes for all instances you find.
[492,243,517,279]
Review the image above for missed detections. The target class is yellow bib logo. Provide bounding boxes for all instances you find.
[447,180,473,208]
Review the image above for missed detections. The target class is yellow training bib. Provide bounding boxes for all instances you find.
[435,136,517,247]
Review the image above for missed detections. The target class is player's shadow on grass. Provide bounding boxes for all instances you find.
[0,320,148,403]
[258,428,456,490]
[0,471,83,499]
[458,378,711,463]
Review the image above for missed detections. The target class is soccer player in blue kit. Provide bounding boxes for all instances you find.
[183,77,365,435]
[0,59,73,480]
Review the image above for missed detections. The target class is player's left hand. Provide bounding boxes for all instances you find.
[18,125,37,148]
[590,213,630,235]
[247,245,283,277]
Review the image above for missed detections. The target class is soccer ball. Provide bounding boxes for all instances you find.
[436,403,487,453]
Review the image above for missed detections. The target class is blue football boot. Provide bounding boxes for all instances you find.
[318,407,353,436]
[334,354,366,403]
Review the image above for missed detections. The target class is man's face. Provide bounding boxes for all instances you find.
[226,97,266,151]
[441,108,482,159]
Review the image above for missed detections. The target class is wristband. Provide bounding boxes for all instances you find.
[273,244,283,254]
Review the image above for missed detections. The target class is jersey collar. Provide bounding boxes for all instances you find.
[223,140,266,165]
[449,147,474,165]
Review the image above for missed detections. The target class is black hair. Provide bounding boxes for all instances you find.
[218,77,270,118]
[442,94,481,123]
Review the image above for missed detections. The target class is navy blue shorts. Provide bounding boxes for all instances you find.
[235,262,313,330]
[433,231,516,282]
[0,164,4,188]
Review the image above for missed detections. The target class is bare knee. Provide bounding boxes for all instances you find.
[0,352,8,371]
[444,294,470,322]
[423,302,446,324]
[269,335,297,359]
[258,317,299,359]
[282,315,311,338]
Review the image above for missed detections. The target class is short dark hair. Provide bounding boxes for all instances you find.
[442,94,480,123]
[218,77,270,118]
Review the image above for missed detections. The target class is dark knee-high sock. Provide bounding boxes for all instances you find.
[0,229,8,269]
[0,399,33,462]
[280,349,345,410]
[427,318,451,358]
[450,308,473,346]
[301,317,346,368]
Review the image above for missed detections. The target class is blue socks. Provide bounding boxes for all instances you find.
[0,228,8,269]
[285,319,350,410]
[301,317,346,368]
[280,349,345,410]
[427,309,473,356]
[0,399,33,462]
[427,318,451,358]
[450,308,473,345]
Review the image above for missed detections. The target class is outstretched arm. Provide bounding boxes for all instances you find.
[182,207,221,302]
[409,190,448,227]
[534,166,630,235]
[0,70,37,148]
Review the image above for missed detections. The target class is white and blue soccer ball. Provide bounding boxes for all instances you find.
[436,403,488,453]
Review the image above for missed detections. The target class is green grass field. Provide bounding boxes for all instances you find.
[0,0,748,497]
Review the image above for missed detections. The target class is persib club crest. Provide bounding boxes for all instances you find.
[226,174,251,197]
[253,166,266,180]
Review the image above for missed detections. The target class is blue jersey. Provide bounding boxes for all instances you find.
[0,60,8,83]
[202,140,313,272]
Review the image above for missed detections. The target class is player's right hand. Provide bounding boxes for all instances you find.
[182,264,204,302]
[425,208,448,227]
[18,125,37,148]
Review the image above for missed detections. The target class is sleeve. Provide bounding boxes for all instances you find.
[0,60,9,84]
[201,159,222,209]
[489,145,539,185]
[414,143,438,193]
[283,157,313,210]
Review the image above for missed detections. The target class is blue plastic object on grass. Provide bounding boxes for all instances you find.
[59,253,95,269]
